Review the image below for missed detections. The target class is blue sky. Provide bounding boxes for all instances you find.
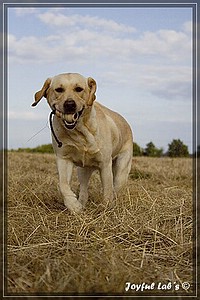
[7,5,193,152]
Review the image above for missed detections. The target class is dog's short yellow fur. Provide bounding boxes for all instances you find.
[32,73,133,212]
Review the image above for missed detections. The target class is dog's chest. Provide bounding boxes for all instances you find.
[63,145,102,168]
[55,118,102,167]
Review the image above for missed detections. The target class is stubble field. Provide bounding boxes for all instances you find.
[6,152,194,296]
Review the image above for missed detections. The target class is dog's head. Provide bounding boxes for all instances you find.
[32,73,96,130]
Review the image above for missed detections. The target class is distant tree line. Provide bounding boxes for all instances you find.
[133,139,190,157]
[12,139,191,157]
[15,144,54,154]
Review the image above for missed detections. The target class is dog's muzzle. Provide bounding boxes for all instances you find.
[55,107,84,130]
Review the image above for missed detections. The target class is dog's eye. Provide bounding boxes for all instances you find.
[55,87,64,93]
[75,87,84,92]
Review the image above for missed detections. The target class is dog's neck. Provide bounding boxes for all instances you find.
[76,105,100,155]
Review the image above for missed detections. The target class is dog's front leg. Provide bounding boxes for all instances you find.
[100,160,114,207]
[56,157,83,213]
[78,167,94,206]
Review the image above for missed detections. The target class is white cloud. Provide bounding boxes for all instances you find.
[14,7,40,16]
[150,80,191,100]
[8,11,192,104]
[129,29,191,61]
[37,12,137,34]
[95,61,192,103]
[8,25,191,65]
[137,65,192,101]
[8,111,45,121]
[183,21,192,33]
[8,22,192,101]
[36,11,191,60]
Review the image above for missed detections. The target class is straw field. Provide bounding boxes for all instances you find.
[6,152,194,296]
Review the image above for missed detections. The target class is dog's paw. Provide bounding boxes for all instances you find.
[64,193,83,213]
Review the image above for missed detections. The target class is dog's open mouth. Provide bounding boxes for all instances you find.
[55,107,84,130]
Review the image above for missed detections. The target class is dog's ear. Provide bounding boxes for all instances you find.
[87,77,96,106]
[32,78,51,107]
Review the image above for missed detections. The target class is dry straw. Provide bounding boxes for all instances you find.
[6,152,194,295]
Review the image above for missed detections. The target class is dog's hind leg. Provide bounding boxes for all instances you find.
[99,160,114,206]
[112,148,132,194]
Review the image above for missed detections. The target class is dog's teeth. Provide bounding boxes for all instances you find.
[64,120,75,125]
[55,110,62,118]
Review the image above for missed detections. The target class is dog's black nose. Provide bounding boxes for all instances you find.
[64,99,76,114]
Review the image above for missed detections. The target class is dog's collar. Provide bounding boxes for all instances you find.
[49,110,62,147]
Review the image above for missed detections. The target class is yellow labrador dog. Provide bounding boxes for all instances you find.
[32,73,133,213]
